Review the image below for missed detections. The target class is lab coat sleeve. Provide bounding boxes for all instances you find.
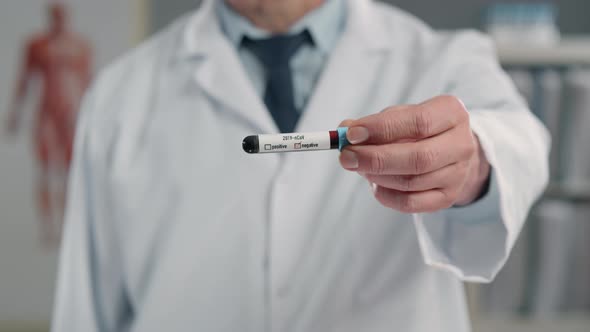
[51,87,130,331]
[413,31,550,283]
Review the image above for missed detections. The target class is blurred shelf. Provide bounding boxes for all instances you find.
[543,182,590,203]
[472,316,590,332]
[497,36,590,67]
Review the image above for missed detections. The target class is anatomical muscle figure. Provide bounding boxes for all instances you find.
[5,3,92,247]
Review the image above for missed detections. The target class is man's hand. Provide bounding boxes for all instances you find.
[339,95,491,213]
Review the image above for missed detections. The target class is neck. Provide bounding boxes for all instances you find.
[226,0,324,34]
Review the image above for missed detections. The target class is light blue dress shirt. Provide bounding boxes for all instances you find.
[216,0,346,111]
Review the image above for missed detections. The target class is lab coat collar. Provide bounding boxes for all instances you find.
[215,0,346,54]
[177,0,277,133]
[179,0,392,58]
[176,0,393,133]
[293,0,394,133]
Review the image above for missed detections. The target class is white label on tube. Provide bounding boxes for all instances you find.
[257,132,331,153]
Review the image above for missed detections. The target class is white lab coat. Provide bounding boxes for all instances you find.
[52,0,550,331]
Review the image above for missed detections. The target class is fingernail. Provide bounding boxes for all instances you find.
[347,127,369,144]
[340,150,359,170]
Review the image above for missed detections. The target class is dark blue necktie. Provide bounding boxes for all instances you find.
[242,30,312,133]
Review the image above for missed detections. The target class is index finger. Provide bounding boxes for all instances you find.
[347,95,468,145]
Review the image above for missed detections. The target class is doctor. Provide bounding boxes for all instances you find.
[52,0,549,331]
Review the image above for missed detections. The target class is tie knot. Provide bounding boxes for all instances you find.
[242,30,313,67]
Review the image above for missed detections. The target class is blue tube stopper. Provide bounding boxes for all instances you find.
[337,127,350,151]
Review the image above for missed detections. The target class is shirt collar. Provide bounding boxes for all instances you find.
[215,0,346,53]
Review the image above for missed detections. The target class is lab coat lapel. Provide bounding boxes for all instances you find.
[271,0,396,291]
[180,0,277,134]
[296,0,393,132]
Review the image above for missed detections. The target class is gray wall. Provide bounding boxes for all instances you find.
[149,0,590,34]
[150,0,200,33]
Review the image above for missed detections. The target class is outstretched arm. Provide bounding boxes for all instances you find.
[6,41,36,136]
[339,32,549,282]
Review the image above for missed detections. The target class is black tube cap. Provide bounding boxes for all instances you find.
[242,135,259,154]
